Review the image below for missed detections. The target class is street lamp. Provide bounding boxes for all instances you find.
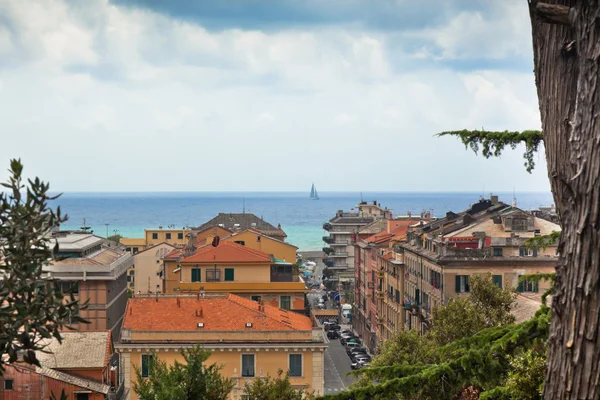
[105,223,110,238]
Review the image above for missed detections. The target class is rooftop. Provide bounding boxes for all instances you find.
[193,213,286,238]
[36,367,110,394]
[36,331,111,369]
[164,241,273,263]
[122,293,313,333]
[52,233,102,252]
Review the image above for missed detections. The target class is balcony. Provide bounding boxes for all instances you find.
[206,270,222,282]
[329,264,349,270]
[330,252,348,257]
[441,247,492,258]
[323,247,334,255]
[322,222,332,231]
[330,240,351,246]
[323,236,334,244]
[324,259,335,268]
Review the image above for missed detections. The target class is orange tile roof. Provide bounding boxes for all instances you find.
[382,252,394,260]
[181,241,271,263]
[122,294,312,333]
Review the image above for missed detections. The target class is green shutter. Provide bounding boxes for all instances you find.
[465,276,470,292]
[519,247,525,256]
[517,276,524,293]
[455,276,460,292]
[493,275,503,289]
[192,268,201,282]
[225,268,234,281]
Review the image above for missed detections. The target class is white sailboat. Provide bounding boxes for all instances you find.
[310,183,319,200]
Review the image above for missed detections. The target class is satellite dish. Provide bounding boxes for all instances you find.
[212,236,220,247]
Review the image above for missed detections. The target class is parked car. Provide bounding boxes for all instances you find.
[340,329,353,335]
[352,354,372,363]
[345,342,361,351]
[317,303,325,310]
[327,330,340,339]
[347,347,367,355]
[328,324,341,331]
[322,321,334,330]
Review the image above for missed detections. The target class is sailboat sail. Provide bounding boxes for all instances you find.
[310,183,319,200]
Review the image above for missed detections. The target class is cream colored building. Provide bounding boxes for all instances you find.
[130,242,175,294]
[116,294,326,399]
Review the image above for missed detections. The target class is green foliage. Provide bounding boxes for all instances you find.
[107,234,123,242]
[133,346,235,400]
[504,341,547,400]
[437,130,543,172]
[325,307,551,400]
[518,274,555,306]
[0,159,87,374]
[50,390,69,400]
[243,369,315,400]
[337,275,536,400]
[524,231,560,251]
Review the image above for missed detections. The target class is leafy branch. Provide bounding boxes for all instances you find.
[437,130,543,172]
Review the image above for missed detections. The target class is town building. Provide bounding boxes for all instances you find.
[322,201,392,287]
[44,232,132,338]
[192,213,287,242]
[116,294,326,400]
[0,331,120,400]
[129,242,175,293]
[161,241,307,313]
[120,227,191,255]
[353,217,424,352]
[397,196,560,333]
[223,228,298,263]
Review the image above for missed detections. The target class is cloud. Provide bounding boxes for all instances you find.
[0,0,549,192]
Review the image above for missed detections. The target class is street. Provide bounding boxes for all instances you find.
[324,324,356,395]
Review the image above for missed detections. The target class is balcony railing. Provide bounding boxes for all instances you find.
[323,236,334,244]
[330,252,348,257]
[323,247,334,255]
[324,259,335,268]
[206,270,221,282]
[323,222,332,231]
[441,247,492,258]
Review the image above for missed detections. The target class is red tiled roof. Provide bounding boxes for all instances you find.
[381,252,394,260]
[122,294,312,333]
[181,241,271,263]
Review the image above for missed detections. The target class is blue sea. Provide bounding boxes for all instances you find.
[51,192,554,251]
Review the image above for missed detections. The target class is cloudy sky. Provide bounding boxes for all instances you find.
[0,0,550,192]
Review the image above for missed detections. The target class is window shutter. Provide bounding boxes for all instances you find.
[225,268,234,281]
[465,276,470,292]
[493,275,503,289]
[517,276,524,293]
[455,276,460,292]
[533,248,538,257]
[519,247,525,256]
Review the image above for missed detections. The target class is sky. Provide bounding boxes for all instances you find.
[0,0,550,192]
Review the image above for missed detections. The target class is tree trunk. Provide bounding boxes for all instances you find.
[529,1,600,398]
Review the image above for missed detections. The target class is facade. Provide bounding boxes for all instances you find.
[376,252,406,346]
[322,201,392,285]
[130,242,175,293]
[161,241,307,313]
[121,228,191,255]
[116,294,326,400]
[193,213,287,242]
[353,218,422,352]
[0,331,119,400]
[45,232,132,338]
[223,228,298,263]
[398,197,560,333]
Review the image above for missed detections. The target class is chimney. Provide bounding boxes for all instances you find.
[177,297,180,307]
[491,195,499,205]
[198,307,203,317]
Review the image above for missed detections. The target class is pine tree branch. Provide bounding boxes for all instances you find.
[436,130,543,173]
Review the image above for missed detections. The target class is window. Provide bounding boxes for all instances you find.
[133,247,139,254]
[234,240,246,246]
[152,233,158,239]
[517,276,539,293]
[519,247,526,257]
[68,309,79,325]
[492,275,503,289]
[61,281,79,294]
[178,233,184,240]
[127,276,131,282]
[126,247,131,252]
[4,379,13,390]
[76,394,89,400]
[191,268,201,282]
[492,247,503,257]
[142,354,153,378]
[528,248,538,257]
[512,218,528,231]
[206,269,221,282]
[455,275,470,293]
[166,233,171,240]
[225,268,234,281]
[241,354,255,377]
[251,295,261,302]
[289,354,302,377]
[280,296,291,310]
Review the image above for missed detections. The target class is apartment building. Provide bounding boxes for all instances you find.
[130,242,175,293]
[322,201,391,286]
[116,294,326,399]
[161,241,307,313]
[121,227,191,255]
[44,232,132,338]
[397,196,560,332]
[193,213,287,242]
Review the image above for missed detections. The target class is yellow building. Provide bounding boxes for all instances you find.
[375,251,406,346]
[116,294,326,400]
[223,228,298,263]
[120,228,191,255]
[131,243,175,294]
[161,241,307,312]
